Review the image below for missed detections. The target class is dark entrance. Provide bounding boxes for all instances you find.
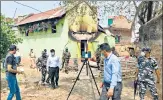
[80,40,87,58]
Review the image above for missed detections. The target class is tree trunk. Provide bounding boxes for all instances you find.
[147,1,153,21]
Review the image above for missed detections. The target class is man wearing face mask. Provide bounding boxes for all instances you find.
[46,49,60,89]
[99,43,122,100]
[137,48,146,66]
[135,47,160,100]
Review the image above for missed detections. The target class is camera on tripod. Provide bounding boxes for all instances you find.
[82,51,91,58]
[80,40,91,61]
[67,39,100,100]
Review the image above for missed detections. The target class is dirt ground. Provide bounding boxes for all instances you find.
[1,58,162,100]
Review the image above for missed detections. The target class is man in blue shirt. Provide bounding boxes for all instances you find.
[99,43,122,100]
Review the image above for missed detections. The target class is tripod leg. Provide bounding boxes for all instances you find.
[86,62,88,76]
[66,61,86,100]
[88,61,100,96]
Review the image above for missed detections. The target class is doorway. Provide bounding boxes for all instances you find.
[80,40,87,57]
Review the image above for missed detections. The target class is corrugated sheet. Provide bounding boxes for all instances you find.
[17,7,65,26]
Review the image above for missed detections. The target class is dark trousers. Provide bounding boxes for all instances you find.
[49,67,59,88]
[100,82,122,100]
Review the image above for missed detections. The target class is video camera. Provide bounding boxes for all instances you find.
[82,51,91,58]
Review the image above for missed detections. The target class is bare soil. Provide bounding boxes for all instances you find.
[1,58,162,100]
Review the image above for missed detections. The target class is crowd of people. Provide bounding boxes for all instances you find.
[25,47,71,89]
[3,43,161,100]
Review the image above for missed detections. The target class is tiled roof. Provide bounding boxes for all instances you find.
[108,15,132,30]
[16,7,65,26]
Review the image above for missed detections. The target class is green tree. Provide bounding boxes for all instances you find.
[0,14,23,61]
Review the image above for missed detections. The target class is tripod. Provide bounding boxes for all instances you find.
[66,58,100,100]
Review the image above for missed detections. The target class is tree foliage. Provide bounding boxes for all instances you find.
[0,14,23,60]
[61,0,139,27]
[132,1,162,43]
[137,1,162,25]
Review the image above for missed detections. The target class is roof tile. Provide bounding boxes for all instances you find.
[17,7,65,26]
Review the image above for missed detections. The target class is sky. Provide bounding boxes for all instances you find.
[1,1,107,27]
[1,1,61,18]
[1,1,137,28]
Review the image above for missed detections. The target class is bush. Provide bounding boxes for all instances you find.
[0,14,23,60]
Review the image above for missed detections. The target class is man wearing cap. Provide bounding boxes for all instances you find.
[62,47,71,74]
[47,49,60,89]
[36,51,48,84]
[135,47,160,100]
[4,45,23,100]
[99,43,122,100]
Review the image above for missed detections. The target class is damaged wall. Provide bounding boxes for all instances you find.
[139,13,162,67]
[139,13,162,47]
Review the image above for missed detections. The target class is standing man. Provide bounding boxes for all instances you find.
[43,49,50,84]
[44,49,51,84]
[62,47,71,74]
[95,45,101,70]
[136,48,160,100]
[36,51,48,84]
[47,49,60,89]
[4,45,23,100]
[99,43,122,100]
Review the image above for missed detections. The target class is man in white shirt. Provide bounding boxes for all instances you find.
[47,49,60,89]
